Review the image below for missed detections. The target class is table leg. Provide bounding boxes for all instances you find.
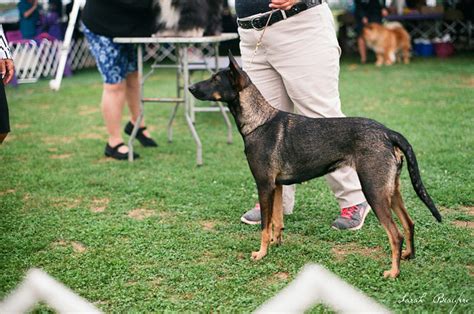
[189,47,196,123]
[167,103,180,143]
[214,42,219,73]
[181,44,203,166]
[128,44,144,161]
[212,42,233,145]
[167,58,181,143]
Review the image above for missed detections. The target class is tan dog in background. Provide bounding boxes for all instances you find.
[362,22,411,66]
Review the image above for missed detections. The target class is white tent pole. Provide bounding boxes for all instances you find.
[49,0,86,91]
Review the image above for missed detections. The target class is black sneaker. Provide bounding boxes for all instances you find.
[104,142,139,160]
[124,121,158,147]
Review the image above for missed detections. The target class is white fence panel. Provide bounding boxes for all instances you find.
[256,264,390,314]
[0,268,101,314]
[10,39,95,84]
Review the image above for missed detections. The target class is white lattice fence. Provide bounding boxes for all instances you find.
[69,37,96,70]
[39,40,60,77]
[10,38,95,84]
[10,40,42,83]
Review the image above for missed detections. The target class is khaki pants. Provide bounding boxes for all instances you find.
[238,3,366,212]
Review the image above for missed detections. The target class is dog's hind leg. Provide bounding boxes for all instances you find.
[251,183,275,260]
[271,184,284,246]
[391,177,415,260]
[357,167,403,278]
[368,194,403,278]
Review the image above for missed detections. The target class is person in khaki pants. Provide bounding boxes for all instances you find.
[236,0,371,230]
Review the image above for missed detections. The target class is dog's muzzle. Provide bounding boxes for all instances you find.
[237,0,323,30]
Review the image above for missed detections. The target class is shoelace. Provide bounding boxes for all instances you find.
[340,205,359,219]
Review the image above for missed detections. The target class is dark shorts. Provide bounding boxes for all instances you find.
[82,24,138,84]
[0,81,9,134]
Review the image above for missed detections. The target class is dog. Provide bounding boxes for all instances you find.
[152,0,223,37]
[189,54,442,278]
[362,22,411,66]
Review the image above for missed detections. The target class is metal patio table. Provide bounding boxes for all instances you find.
[114,33,239,165]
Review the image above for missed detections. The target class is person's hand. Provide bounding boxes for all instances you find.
[362,17,368,24]
[382,8,389,17]
[269,0,298,10]
[0,59,15,85]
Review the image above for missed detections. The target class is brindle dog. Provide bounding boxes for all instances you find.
[189,54,441,278]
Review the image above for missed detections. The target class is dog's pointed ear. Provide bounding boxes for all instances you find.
[228,51,240,71]
[228,51,249,90]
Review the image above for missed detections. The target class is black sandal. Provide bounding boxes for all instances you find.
[124,121,158,147]
[104,142,140,160]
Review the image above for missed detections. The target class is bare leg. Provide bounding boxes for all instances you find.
[102,81,128,154]
[125,71,151,138]
[358,36,367,64]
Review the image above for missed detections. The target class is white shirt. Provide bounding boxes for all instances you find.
[0,24,12,60]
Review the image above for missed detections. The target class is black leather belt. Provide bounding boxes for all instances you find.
[237,0,323,30]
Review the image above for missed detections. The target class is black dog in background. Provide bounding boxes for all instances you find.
[152,0,223,37]
[189,54,442,279]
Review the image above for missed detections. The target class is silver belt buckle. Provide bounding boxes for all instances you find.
[251,16,265,31]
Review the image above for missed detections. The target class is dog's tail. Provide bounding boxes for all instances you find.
[384,21,403,29]
[388,131,442,222]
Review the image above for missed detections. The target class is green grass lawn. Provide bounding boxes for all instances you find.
[1,54,473,312]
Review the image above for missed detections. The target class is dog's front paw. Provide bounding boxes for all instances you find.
[251,250,266,261]
[383,269,400,279]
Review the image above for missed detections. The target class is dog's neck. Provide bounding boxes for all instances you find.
[229,84,279,136]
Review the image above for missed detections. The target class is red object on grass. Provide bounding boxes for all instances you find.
[434,42,454,58]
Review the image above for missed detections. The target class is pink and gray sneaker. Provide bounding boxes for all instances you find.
[331,201,371,231]
[240,203,262,225]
